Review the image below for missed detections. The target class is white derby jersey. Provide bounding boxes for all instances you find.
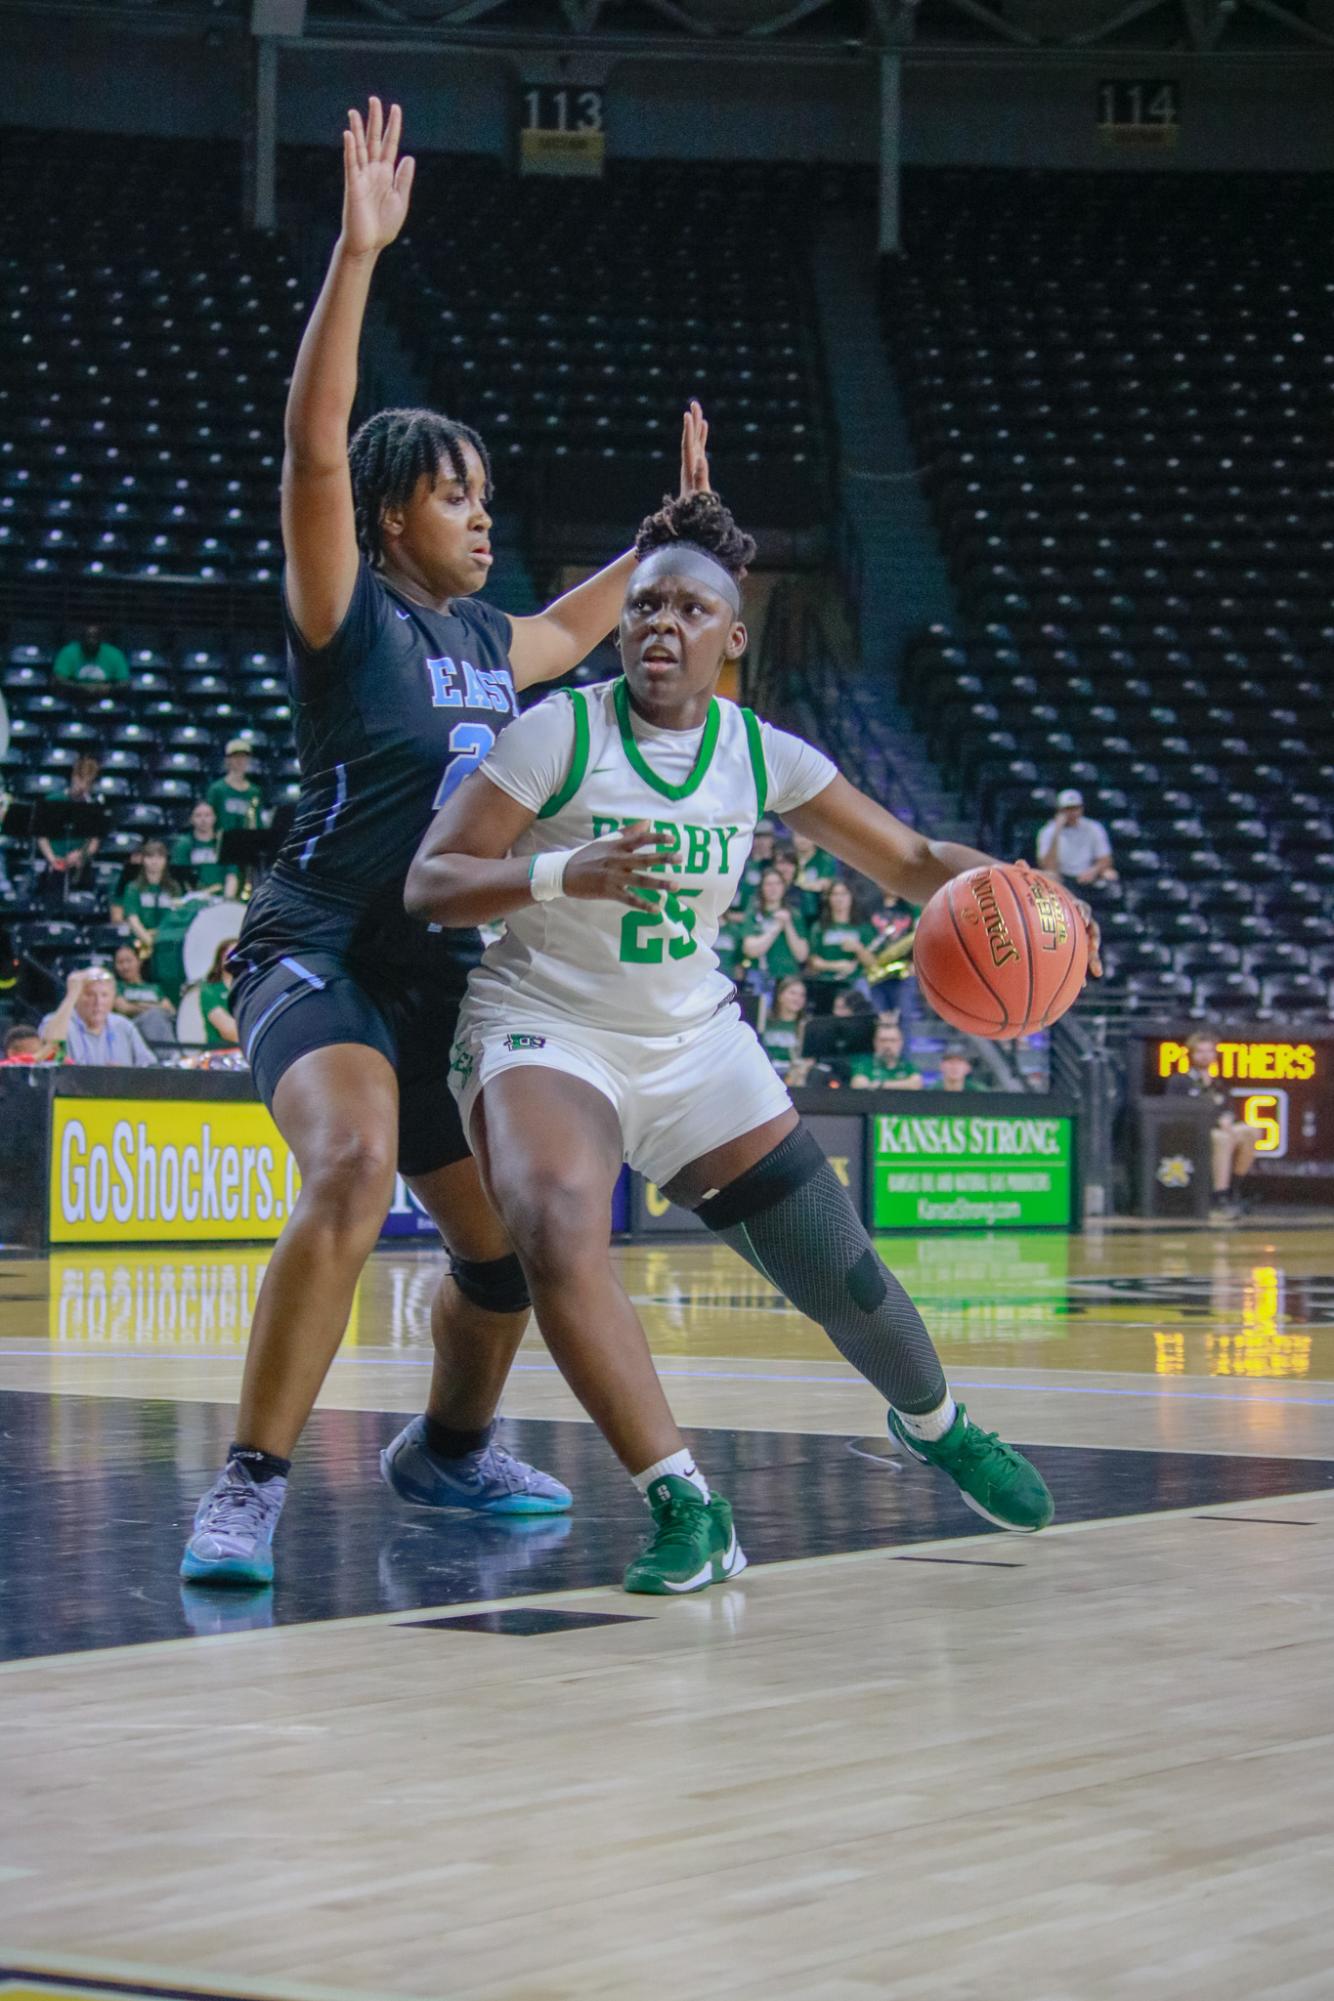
[467,676,837,1035]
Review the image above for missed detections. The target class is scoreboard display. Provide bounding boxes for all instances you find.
[1140,1033,1333,1170]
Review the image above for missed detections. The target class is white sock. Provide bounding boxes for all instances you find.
[895,1393,959,1443]
[633,1450,710,1503]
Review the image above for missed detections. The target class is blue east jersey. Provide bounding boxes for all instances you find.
[264,559,519,974]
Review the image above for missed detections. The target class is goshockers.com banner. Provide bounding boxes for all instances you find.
[50,1100,300,1244]
[872,1111,1075,1230]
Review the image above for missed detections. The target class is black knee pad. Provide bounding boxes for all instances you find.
[449,1251,531,1315]
[694,1124,826,1231]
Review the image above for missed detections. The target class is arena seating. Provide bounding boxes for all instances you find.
[0,130,303,586]
[0,130,839,1020]
[365,153,832,533]
[1,615,297,976]
[882,168,1334,1019]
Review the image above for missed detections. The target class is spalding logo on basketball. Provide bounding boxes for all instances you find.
[913,862,1089,1040]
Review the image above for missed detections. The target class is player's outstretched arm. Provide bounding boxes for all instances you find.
[405,773,672,927]
[786,776,994,907]
[282,98,415,651]
[787,776,1102,977]
[506,403,712,689]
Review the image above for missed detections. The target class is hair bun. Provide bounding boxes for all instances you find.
[634,490,757,578]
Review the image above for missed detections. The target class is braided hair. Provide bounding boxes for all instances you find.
[347,408,492,564]
[633,490,757,580]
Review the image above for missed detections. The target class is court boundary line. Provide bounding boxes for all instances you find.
[0,1950,389,2001]
[4,1374,1334,1456]
[1,1483,1329,1680]
[5,1347,1334,1408]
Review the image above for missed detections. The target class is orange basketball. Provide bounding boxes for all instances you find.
[913,863,1089,1040]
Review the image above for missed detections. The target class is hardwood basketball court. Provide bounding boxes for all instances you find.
[3,1222,1333,2000]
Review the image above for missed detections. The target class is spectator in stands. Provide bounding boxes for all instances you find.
[52,624,129,693]
[171,800,239,898]
[199,941,239,1048]
[39,967,156,1067]
[0,688,10,900]
[938,1043,987,1093]
[741,865,810,984]
[1036,788,1117,887]
[206,738,264,835]
[759,975,809,1082]
[111,838,144,906]
[1166,1030,1257,1212]
[871,890,917,949]
[2,1023,56,1065]
[772,844,820,923]
[792,831,836,904]
[715,902,750,986]
[737,817,778,904]
[849,1014,922,1091]
[36,752,102,903]
[112,840,182,959]
[808,879,877,998]
[112,941,176,1049]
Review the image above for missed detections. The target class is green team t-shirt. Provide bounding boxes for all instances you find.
[760,1019,803,1069]
[52,640,129,686]
[742,910,809,981]
[810,921,876,977]
[199,980,234,1047]
[118,977,165,1008]
[120,881,177,931]
[848,1055,921,1087]
[205,777,264,832]
[170,836,228,890]
[795,847,837,894]
[714,910,750,979]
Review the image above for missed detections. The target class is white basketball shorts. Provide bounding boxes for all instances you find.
[449,995,793,1190]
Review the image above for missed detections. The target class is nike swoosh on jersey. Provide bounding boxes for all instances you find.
[395,608,412,620]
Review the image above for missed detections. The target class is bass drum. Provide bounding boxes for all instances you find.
[183,898,247,987]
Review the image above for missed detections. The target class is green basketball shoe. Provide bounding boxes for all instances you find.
[888,1404,1054,1532]
[623,1476,748,1595]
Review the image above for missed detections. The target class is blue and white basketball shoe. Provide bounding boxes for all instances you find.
[380,1416,572,1516]
[180,1460,287,1585]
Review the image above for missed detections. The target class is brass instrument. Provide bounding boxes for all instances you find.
[864,923,918,984]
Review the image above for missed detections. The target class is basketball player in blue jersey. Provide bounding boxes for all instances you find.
[407,491,1101,1594]
[182,99,713,1584]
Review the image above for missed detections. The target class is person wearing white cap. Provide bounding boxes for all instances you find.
[206,737,265,834]
[1036,786,1116,886]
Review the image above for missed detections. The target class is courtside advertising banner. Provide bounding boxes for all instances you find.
[872,1111,1075,1230]
[50,1099,298,1244]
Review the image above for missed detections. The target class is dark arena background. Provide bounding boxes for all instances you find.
[3,3,1334,1997]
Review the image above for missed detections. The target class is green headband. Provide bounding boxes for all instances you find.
[632,543,742,616]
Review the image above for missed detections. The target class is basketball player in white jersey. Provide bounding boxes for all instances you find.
[405,492,1094,1593]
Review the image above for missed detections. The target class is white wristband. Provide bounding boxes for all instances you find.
[529,848,579,903]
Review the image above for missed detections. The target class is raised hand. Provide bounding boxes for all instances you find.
[678,400,711,498]
[341,98,415,259]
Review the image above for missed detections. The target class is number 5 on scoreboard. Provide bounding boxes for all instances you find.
[1239,1090,1287,1156]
